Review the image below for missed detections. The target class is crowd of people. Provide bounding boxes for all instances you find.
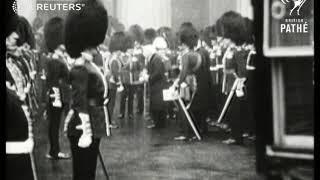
[6,0,257,179]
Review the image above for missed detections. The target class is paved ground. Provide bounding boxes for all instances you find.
[32,98,264,180]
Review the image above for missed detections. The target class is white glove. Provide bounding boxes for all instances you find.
[110,76,116,83]
[76,113,93,148]
[236,88,244,97]
[180,82,188,88]
[236,78,246,97]
[24,83,31,93]
[117,84,124,92]
[77,134,93,148]
[25,138,34,153]
[30,71,36,80]
[210,52,216,59]
[139,72,149,82]
[41,70,46,80]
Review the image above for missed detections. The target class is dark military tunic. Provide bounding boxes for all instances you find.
[223,46,252,143]
[223,47,249,94]
[6,88,34,180]
[178,48,215,112]
[191,48,216,111]
[44,53,70,157]
[148,53,168,111]
[68,61,107,138]
[6,88,29,141]
[131,53,145,83]
[45,54,70,106]
[6,54,34,180]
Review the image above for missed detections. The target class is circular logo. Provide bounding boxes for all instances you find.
[271,1,286,19]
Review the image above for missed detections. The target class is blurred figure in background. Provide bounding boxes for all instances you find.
[43,17,71,159]
[143,28,157,121]
[128,24,145,116]
[118,33,135,119]
[199,26,220,122]
[145,36,169,129]
[157,26,177,50]
[15,16,36,49]
[108,31,131,127]
[144,28,157,45]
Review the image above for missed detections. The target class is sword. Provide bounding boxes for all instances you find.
[103,105,111,137]
[143,81,148,117]
[30,152,38,180]
[217,78,240,124]
[143,55,151,118]
[98,149,109,180]
[177,97,201,140]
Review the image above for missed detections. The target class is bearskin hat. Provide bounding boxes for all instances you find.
[65,0,108,58]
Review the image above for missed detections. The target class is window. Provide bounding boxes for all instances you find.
[271,60,314,151]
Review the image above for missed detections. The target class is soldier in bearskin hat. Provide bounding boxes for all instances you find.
[5,0,35,179]
[172,24,215,140]
[128,24,146,115]
[218,11,253,145]
[108,31,132,126]
[43,17,71,160]
[64,0,110,179]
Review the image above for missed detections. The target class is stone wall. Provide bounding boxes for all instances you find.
[171,0,210,31]
[171,0,239,31]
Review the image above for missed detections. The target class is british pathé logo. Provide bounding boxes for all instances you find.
[281,0,307,16]
[272,0,309,33]
[280,18,308,33]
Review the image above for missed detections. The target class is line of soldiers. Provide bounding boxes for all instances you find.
[37,19,256,143]
[201,11,257,144]
[6,13,257,145]
[93,18,256,144]
[6,0,257,178]
[205,37,256,144]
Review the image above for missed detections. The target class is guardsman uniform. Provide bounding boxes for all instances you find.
[45,49,70,159]
[222,44,252,144]
[6,38,36,180]
[131,51,145,115]
[67,51,109,180]
[119,52,134,119]
[147,53,168,128]
[106,51,122,126]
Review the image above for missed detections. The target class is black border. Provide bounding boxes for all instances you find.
[2,0,8,180]
[313,0,319,178]
[1,0,318,179]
